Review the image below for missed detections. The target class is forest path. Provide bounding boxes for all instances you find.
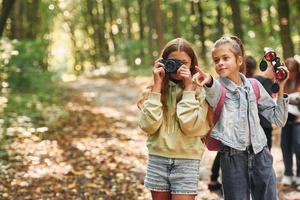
[68,76,300,200]
[1,76,299,200]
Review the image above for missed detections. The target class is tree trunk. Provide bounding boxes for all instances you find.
[266,6,274,37]
[296,0,300,53]
[153,0,164,51]
[228,0,244,41]
[99,0,109,62]
[171,2,180,37]
[277,0,294,59]
[249,0,265,50]
[124,0,132,40]
[138,0,144,57]
[69,22,83,75]
[215,0,224,38]
[85,0,99,68]
[106,0,116,53]
[196,1,207,64]
[0,0,16,37]
[26,0,39,39]
[146,1,155,63]
[11,0,22,39]
[190,2,197,42]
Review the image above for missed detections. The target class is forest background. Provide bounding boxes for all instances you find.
[0,0,299,199]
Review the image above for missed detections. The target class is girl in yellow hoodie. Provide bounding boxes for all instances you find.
[137,38,210,200]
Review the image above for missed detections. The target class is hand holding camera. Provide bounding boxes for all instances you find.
[259,47,289,93]
[160,58,184,74]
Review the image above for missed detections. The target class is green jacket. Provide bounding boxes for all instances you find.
[139,81,210,159]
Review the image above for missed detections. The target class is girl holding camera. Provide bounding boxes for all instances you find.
[193,35,289,200]
[137,38,210,200]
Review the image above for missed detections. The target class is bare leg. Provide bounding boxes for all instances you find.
[172,194,196,200]
[151,191,171,200]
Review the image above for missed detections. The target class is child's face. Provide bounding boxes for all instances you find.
[168,50,192,80]
[212,44,243,80]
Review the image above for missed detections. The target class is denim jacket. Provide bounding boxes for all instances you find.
[204,73,288,154]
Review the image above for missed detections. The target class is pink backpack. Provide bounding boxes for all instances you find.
[203,78,261,151]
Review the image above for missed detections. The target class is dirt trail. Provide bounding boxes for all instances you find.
[67,76,300,200]
[3,76,298,199]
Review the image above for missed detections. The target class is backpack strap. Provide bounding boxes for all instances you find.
[214,84,227,123]
[248,78,261,102]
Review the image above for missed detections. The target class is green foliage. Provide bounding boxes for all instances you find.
[5,90,69,126]
[119,39,147,67]
[0,38,69,144]
[7,39,50,92]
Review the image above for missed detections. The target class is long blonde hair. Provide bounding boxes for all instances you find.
[137,38,199,112]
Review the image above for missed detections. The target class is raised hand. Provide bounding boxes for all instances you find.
[276,64,290,97]
[277,65,290,86]
[177,65,193,91]
[192,66,212,87]
[152,58,166,84]
[152,58,166,93]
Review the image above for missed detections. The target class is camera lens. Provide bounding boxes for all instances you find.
[163,59,183,73]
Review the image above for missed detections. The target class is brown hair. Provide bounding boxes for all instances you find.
[284,57,300,93]
[137,38,199,113]
[285,57,300,73]
[212,35,245,71]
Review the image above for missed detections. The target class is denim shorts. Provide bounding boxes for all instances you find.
[144,154,200,195]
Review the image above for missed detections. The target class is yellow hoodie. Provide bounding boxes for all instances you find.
[139,81,210,159]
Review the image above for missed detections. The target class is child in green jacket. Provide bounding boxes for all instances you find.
[137,38,210,200]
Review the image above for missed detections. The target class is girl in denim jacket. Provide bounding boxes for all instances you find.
[137,38,210,200]
[193,36,289,200]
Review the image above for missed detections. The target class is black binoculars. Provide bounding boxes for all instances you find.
[259,47,288,93]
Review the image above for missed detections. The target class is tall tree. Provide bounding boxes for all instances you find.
[138,0,144,57]
[106,0,116,53]
[98,0,109,62]
[146,1,155,63]
[124,0,132,40]
[277,0,294,59]
[171,1,180,37]
[266,5,274,38]
[215,0,224,38]
[11,0,22,39]
[249,0,265,50]
[26,0,40,39]
[153,0,164,51]
[190,2,197,42]
[0,0,16,37]
[85,0,100,67]
[228,0,244,41]
[196,1,207,64]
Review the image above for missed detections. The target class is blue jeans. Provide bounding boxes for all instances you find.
[281,121,300,177]
[220,146,277,200]
[144,155,200,194]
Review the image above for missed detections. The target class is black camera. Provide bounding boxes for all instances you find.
[259,47,288,93]
[160,58,183,74]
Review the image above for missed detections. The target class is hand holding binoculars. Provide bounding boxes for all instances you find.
[259,47,288,93]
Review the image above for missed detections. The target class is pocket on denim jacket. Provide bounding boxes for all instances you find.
[225,93,240,111]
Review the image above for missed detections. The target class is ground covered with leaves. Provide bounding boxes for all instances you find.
[0,76,299,200]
